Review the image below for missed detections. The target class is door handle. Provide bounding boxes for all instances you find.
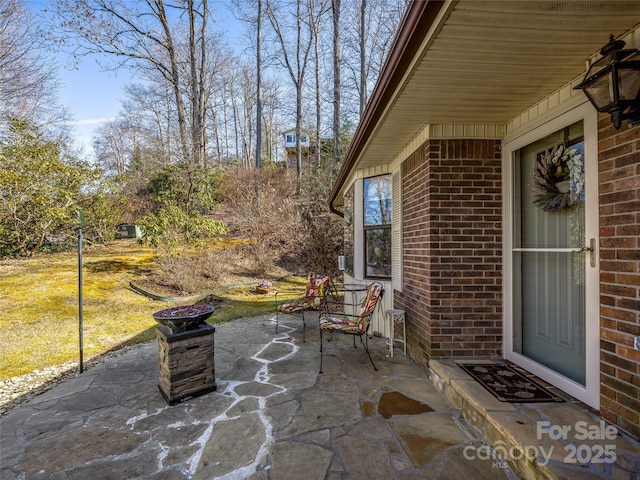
[573,238,596,267]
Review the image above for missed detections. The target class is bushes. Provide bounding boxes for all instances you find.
[136,162,229,294]
[0,119,121,257]
[217,162,343,278]
[155,240,234,294]
[217,165,300,276]
[297,161,343,277]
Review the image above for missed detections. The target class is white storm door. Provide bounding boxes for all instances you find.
[504,103,600,409]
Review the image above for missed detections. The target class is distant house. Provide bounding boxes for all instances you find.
[282,128,318,170]
[329,0,640,442]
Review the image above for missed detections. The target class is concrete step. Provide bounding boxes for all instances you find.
[429,359,640,480]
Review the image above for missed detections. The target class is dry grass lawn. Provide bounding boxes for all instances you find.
[0,240,160,380]
[0,239,306,380]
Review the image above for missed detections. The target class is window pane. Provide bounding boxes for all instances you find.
[364,175,391,225]
[366,228,391,277]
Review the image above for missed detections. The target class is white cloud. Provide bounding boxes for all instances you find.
[70,117,114,127]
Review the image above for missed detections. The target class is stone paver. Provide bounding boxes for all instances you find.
[1,314,517,479]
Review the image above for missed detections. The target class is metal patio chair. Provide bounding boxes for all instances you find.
[275,274,332,342]
[319,281,384,373]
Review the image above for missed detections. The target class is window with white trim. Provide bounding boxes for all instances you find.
[364,174,391,278]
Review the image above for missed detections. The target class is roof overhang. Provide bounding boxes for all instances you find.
[329,0,640,214]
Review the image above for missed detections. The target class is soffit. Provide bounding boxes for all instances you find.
[355,1,640,171]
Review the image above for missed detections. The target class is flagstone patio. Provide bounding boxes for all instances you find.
[1,313,638,479]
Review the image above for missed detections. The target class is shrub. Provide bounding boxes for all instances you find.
[156,241,233,294]
[217,165,299,276]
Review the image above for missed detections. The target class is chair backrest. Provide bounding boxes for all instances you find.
[358,282,384,320]
[302,275,331,307]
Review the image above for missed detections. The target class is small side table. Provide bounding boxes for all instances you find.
[385,309,406,357]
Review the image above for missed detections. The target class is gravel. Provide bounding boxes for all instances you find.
[0,344,146,417]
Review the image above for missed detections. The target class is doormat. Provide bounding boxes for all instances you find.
[458,363,565,403]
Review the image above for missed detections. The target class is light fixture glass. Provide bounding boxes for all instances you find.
[574,35,640,129]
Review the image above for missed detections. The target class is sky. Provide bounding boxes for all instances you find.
[59,58,132,157]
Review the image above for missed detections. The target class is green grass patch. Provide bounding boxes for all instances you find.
[0,240,308,380]
[205,276,307,323]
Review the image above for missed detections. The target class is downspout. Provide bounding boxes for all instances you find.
[329,201,345,217]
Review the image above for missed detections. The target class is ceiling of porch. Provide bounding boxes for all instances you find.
[355,1,640,171]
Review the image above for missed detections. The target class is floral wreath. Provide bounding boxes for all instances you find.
[530,144,584,212]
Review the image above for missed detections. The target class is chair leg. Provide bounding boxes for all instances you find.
[319,329,324,374]
[301,311,306,343]
[359,335,378,371]
[274,294,279,334]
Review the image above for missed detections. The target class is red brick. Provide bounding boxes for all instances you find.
[396,139,502,362]
[598,118,640,442]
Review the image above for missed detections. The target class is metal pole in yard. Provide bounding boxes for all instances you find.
[78,227,84,373]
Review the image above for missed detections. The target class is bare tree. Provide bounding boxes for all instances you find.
[232,0,293,171]
[51,0,211,165]
[93,82,173,178]
[259,77,284,163]
[265,0,316,190]
[359,0,366,117]
[309,0,329,167]
[94,119,131,176]
[0,0,68,135]
[240,64,257,168]
[342,0,407,121]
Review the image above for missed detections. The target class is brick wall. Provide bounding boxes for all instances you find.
[598,117,640,441]
[395,139,503,370]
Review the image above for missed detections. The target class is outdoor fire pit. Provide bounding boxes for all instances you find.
[154,304,216,405]
[153,304,214,333]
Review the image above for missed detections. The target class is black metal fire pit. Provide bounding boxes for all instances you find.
[153,304,214,333]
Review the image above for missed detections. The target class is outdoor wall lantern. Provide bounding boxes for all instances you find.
[574,35,640,129]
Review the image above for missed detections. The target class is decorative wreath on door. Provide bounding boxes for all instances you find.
[530,144,584,212]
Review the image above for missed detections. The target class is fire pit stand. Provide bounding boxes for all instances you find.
[154,305,216,405]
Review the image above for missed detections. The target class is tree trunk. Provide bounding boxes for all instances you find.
[255,0,263,169]
[187,0,208,165]
[154,1,190,164]
[222,84,230,159]
[231,90,240,164]
[332,0,341,167]
[314,18,321,168]
[296,0,302,187]
[359,0,366,118]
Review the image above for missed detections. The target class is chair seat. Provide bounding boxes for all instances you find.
[320,316,365,334]
[281,299,319,313]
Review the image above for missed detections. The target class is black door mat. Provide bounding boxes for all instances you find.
[458,363,565,403]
